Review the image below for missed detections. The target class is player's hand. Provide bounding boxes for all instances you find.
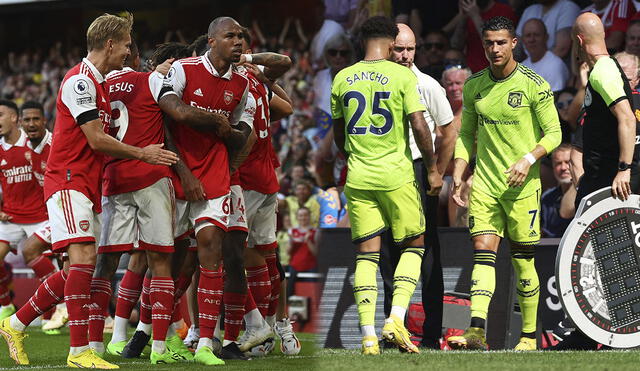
[505,158,531,188]
[578,62,589,89]
[451,176,466,207]
[215,120,233,139]
[139,143,179,166]
[612,170,631,200]
[224,128,246,149]
[244,63,271,85]
[427,170,443,196]
[460,0,480,16]
[237,54,251,65]
[0,211,12,222]
[155,58,175,76]
[180,171,206,202]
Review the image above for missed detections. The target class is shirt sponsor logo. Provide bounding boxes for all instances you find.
[189,101,230,118]
[2,165,32,184]
[478,114,520,126]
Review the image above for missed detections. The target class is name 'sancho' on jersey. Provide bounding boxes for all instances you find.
[345,71,390,86]
[1,164,32,184]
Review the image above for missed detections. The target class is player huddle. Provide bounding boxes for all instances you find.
[0,12,299,368]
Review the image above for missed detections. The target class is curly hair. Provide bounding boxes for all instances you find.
[359,16,399,43]
[150,42,190,68]
[481,16,516,38]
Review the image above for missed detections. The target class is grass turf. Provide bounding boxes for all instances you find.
[316,348,640,371]
[0,328,317,370]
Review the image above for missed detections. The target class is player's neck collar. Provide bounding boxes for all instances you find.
[489,62,518,82]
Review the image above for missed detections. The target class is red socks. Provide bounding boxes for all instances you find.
[88,278,112,342]
[150,277,174,341]
[139,275,152,325]
[197,266,223,339]
[223,292,247,342]
[246,264,271,317]
[0,263,12,306]
[16,269,67,325]
[264,252,280,318]
[66,264,94,347]
[27,255,56,281]
[114,270,144,320]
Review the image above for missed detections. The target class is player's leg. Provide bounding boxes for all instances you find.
[378,182,425,354]
[22,225,56,282]
[447,190,503,350]
[108,250,146,356]
[134,178,182,363]
[0,242,15,320]
[90,193,136,356]
[219,185,249,359]
[190,195,228,366]
[273,255,301,356]
[344,185,387,355]
[504,191,541,351]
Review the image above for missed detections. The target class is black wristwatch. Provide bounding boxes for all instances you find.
[618,161,632,171]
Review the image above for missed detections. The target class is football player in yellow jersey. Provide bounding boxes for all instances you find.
[449,16,561,351]
[331,16,442,355]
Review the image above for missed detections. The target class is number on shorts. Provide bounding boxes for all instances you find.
[344,91,393,136]
[222,196,231,215]
[528,209,537,229]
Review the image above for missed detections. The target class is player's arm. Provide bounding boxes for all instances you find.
[228,89,257,172]
[409,112,440,195]
[452,81,478,206]
[270,94,293,121]
[244,63,294,107]
[506,81,562,188]
[590,62,635,200]
[158,60,232,138]
[330,81,348,159]
[238,52,292,80]
[0,190,10,221]
[163,116,205,201]
[427,83,457,174]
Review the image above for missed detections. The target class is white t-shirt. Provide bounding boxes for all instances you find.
[312,68,332,115]
[408,64,454,161]
[522,51,569,92]
[516,0,580,51]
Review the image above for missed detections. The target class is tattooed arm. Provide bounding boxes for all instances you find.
[238,52,292,80]
[158,94,232,139]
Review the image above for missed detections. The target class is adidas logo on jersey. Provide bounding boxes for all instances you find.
[194,88,204,97]
[0,159,6,166]
[474,93,482,100]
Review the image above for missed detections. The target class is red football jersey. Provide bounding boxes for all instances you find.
[238,71,280,194]
[44,58,112,212]
[162,54,252,199]
[26,130,52,188]
[0,130,47,224]
[288,227,317,272]
[103,68,172,196]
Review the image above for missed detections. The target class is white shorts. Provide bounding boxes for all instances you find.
[228,185,248,233]
[176,192,231,237]
[244,190,277,250]
[0,220,50,253]
[46,189,101,252]
[99,177,175,254]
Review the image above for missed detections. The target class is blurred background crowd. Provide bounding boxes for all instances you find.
[2,0,639,281]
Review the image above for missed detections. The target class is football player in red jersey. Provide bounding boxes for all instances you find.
[83,38,232,364]
[159,16,266,366]
[19,101,64,333]
[0,13,178,369]
[235,32,301,356]
[0,100,50,322]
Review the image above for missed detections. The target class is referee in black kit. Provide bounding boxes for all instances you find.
[552,12,636,350]
[379,23,458,349]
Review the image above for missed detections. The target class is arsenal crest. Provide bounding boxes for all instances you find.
[223,90,233,105]
[79,220,90,232]
[24,151,32,164]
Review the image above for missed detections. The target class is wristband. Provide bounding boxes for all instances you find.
[524,153,536,165]
[243,54,253,64]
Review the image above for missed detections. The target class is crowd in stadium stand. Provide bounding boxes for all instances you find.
[2,0,640,265]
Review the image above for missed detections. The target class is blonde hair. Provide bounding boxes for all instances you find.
[86,12,133,51]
